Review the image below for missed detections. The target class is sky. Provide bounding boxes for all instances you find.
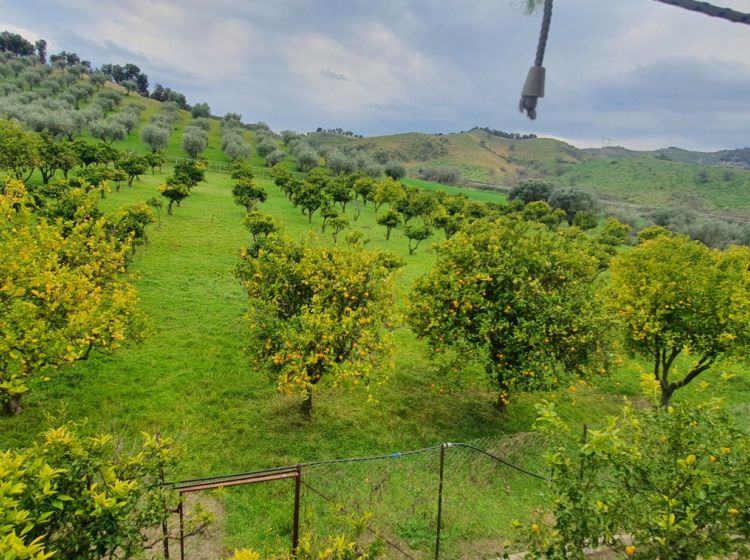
[2,0,750,151]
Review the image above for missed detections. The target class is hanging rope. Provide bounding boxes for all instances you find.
[519,0,553,120]
[654,0,750,25]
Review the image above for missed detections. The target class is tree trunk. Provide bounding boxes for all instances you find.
[495,379,509,412]
[386,227,392,240]
[3,394,22,416]
[301,393,313,416]
[168,200,174,215]
[660,386,674,408]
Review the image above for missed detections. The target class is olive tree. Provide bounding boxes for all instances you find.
[181,127,208,158]
[141,123,170,152]
[89,118,127,145]
[509,179,553,204]
[265,149,286,167]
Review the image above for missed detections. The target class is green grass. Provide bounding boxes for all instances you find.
[401,177,507,205]
[562,156,750,215]
[0,164,541,554]
[4,79,750,557]
[5,159,750,557]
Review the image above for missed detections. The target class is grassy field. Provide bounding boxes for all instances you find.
[4,151,750,556]
[4,88,750,557]
[563,156,750,214]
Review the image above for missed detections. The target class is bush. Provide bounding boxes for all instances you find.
[384,161,406,181]
[418,166,462,185]
[0,423,210,559]
[508,180,553,204]
[522,399,750,559]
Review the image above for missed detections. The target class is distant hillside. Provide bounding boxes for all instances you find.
[583,145,750,169]
[307,128,750,217]
[306,128,588,184]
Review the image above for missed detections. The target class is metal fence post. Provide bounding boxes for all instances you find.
[178,498,185,560]
[292,465,301,557]
[435,443,448,560]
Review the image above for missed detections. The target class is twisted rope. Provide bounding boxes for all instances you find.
[519,0,553,120]
[654,0,750,25]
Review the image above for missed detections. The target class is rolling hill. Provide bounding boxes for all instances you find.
[307,128,750,218]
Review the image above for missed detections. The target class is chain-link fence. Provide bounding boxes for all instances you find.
[171,434,549,559]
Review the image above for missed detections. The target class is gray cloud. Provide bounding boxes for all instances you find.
[320,68,349,81]
[1,0,749,150]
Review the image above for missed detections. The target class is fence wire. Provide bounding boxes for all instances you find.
[172,434,549,559]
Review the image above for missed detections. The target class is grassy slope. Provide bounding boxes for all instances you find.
[4,156,750,554]
[564,156,750,213]
[308,129,750,218]
[4,90,750,556]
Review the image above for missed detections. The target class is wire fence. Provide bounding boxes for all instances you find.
[169,434,549,559]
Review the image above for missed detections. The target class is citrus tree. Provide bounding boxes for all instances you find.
[403,223,432,255]
[0,180,147,414]
[159,178,189,215]
[607,234,750,407]
[243,210,281,243]
[173,160,206,190]
[0,118,40,181]
[408,217,608,410]
[232,179,267,211]
[376,208,401,240]
[523,399,750,559]
[0,423,210,559]
[236,235,402,415]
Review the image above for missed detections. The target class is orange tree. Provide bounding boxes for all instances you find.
[159,177,189,215]
[607,233,750,407]
[408,217,609,410]
[0,179,147,414]
[523,399,750,559]
[0,118,40,181]
[0,423,210,559]
[236,234,402,415]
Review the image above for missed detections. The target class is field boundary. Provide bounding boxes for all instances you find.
[168,440,549,559]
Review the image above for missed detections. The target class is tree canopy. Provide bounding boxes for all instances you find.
[607,234,750,406]
[236,235,402,415]
[408,217,609,409]
[1,180,147,414]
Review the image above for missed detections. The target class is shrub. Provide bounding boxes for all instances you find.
[419,166,462,185]
[522,399,750,560]
[0,423,210,559]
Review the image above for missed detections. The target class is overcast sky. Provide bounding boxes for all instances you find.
[2,0,750,151]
